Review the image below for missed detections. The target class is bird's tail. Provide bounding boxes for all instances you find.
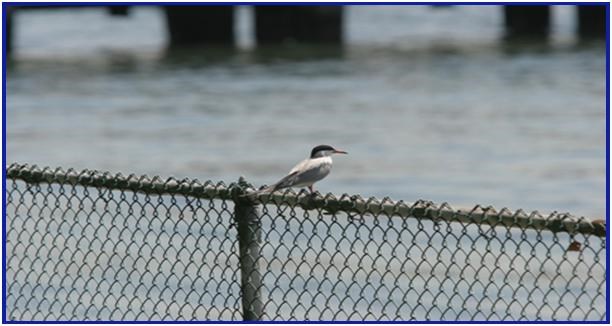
[240,184,277,200]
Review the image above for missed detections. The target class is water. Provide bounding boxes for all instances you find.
[7,6,606,219]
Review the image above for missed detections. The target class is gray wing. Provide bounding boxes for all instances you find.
[272,160,331,191]
[270,171,302,191]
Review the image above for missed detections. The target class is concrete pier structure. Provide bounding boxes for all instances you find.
[3,5,607,54]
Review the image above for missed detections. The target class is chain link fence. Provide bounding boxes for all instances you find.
[5,163,607,321]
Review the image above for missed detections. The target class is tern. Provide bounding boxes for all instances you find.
[249,145,347,197]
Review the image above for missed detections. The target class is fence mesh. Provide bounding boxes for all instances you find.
[4,163,607,321]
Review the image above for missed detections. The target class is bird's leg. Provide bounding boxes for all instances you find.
[308,185,314,195]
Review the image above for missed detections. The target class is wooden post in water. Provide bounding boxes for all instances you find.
[5,6,14,53]
[504,5,551,39]
[254,6,343,44]
[577,5,606,39]
[107,6,130,17]
[164,6,234,46]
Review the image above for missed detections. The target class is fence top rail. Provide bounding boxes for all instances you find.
[5,163,606,237]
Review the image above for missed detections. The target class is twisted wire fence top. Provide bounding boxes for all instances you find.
[5,163,605,237]
[5,163,608,321]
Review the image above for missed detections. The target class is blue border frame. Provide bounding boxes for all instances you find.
[2,3,6,325]
[606,2,610,324]
[1,1,609,324]
[2,2,611,5]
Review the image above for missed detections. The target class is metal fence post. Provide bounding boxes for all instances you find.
[233,178,263,321]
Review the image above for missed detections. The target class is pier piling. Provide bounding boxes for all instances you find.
[255,6,343,44]
[164,6,234,47]
[577,6,606,39]
[504,5,551,39]
[5,7,14,53]
[107,6,130,17]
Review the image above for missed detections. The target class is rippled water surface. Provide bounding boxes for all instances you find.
[7,6,607,218]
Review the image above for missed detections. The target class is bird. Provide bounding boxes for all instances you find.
[247,145,347,197]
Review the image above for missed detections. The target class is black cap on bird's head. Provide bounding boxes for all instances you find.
[310,145,348,158]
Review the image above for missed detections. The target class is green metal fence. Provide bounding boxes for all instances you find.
[4,163,607,321]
